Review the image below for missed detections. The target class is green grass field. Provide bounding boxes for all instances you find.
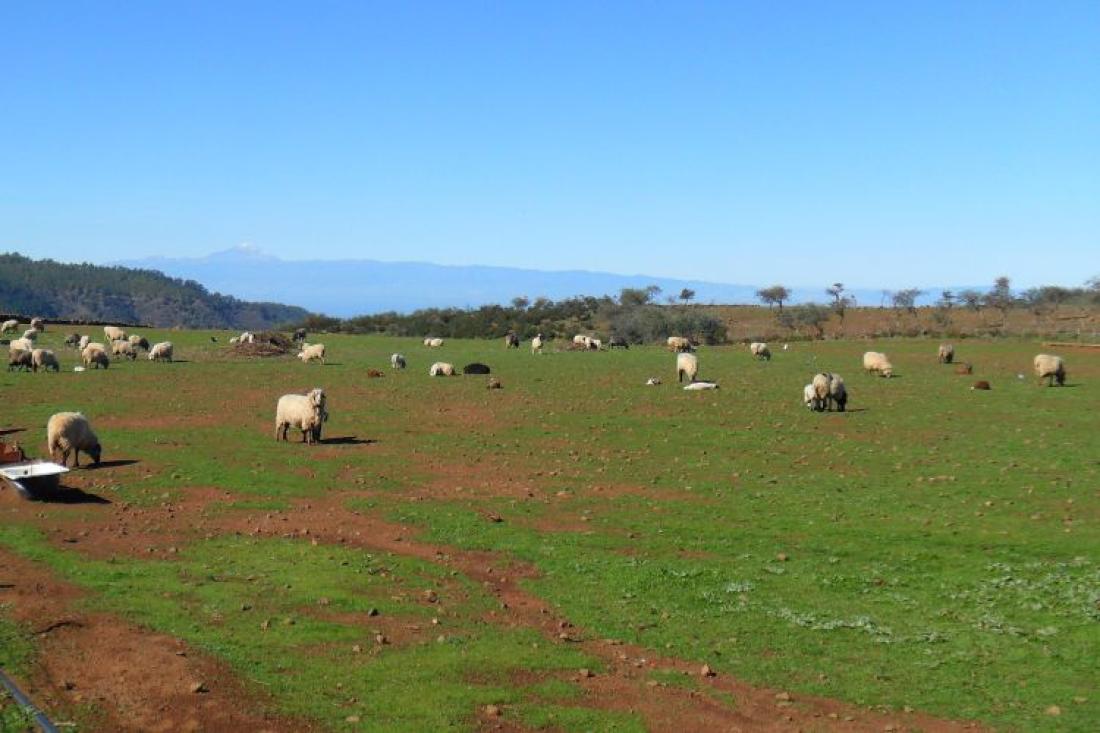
[1,330,1096,731]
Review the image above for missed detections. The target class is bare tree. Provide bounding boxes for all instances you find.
[982,276,1013,328]
[891,288,924,316]
[679,288,696,305]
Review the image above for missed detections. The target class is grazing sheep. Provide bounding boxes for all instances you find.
[148,341,174,362]
[31,348,60,373]
[827,373,848,412]
[297,343,326,364]
[293,328,307,343]
[955,363,973,375]
[46,412,102,467]
[608,336,629,349]
[82,344,110,369]
[274,388,328,444]
[229,337,240,345]
[9,337,33,353]
[504,332,520,349]
[0,319,17,334]
[803,383,817,409]
[238,331,256,344]
[676,352,699,383]
[64,333,81,348]
[112,340,137,360]
[367,369,384,378]
[78,335,90,350]
[590,338,603,351]
[667,336,693,353]
[463,362,491,375]
[29,317,45,331]
[810,373,831,411]
[572,334,588,346]
[750,342,771,361]
[7,349,32,372]
[104,326,127,342]
[391,353,407,369]
[129,334,150,351]
[937,344,955,364]
[429,362,456,376]
[1033,354,1066,387]
[863,351,894,378]
[972,380,991,391]
[22,328,39,342]
[487,377,503,390]
[645,377,662,386]
[683,381,719,390]
[531,334,544,354]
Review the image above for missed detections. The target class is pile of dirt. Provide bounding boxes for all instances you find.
[232,331,294,357]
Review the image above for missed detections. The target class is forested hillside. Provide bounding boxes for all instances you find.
[0,253,310,329]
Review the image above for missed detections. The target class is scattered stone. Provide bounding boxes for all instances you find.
[579,668,594,678]
[351,644,362,654]
[423,590,438,603]
[345,715,360,723]
[367,608,379,617]
[776,552,789,562]
[318,597,330,606]
[486,512,503,523]
[775,691,792,702]
[701,664,716,677]
[484,704,502,717]
[375,634,388,645]
[1045,705,1061,716]
[189,681,208,694]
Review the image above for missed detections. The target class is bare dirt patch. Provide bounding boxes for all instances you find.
[0,548,309,732]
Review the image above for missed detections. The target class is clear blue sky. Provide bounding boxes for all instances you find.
[1,2,1097,289]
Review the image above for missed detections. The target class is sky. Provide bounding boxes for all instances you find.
[1,1,1097,290]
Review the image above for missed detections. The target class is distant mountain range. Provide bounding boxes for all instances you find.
[117,245,959,317]
[0,252,309,329]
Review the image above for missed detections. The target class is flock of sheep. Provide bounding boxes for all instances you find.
[3,316,1074,468]
[4,319,173,373]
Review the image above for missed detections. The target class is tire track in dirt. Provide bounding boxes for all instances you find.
[2,484,986,732]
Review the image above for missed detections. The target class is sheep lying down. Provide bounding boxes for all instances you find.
[683,381,719,391]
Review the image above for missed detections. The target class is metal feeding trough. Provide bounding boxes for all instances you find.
[0,460,69,499]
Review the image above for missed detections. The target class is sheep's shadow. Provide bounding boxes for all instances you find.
[83,459,140,470]
[0,428,25,436]
[23,486,111,504]
[318,436,375,446]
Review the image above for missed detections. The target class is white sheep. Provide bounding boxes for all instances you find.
[112,340,137,360]
[683,381,719,390]
[810,373,830,411]
[573,334,588,346]
[423,337,443,348]
[1033,354,1066,386]
[31,348,60,373]
[274,388,328,444]
[148,341,174,362]
[7,349,32,372]
[937,344,954,364]
[46,412,102,467]
[0,319,17,334]
[531,333,543,354]
[803,383,817,409]
[863,351,893,378]
[238,331,256,344]
[104,326,127,342]
[391,353,407,369]
[750,342,771,361]
[9,337,33,353]
[78,335,90,350]
[129,334,150,351]
[429,362,456,376]
[667,336,693,352]
[82,344,110,369]
[676,352,699,383]
[22,328,39,342]
[29,317,45,331]
[297,343,325,364]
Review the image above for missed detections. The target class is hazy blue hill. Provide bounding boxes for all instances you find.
[119,245,933,317]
